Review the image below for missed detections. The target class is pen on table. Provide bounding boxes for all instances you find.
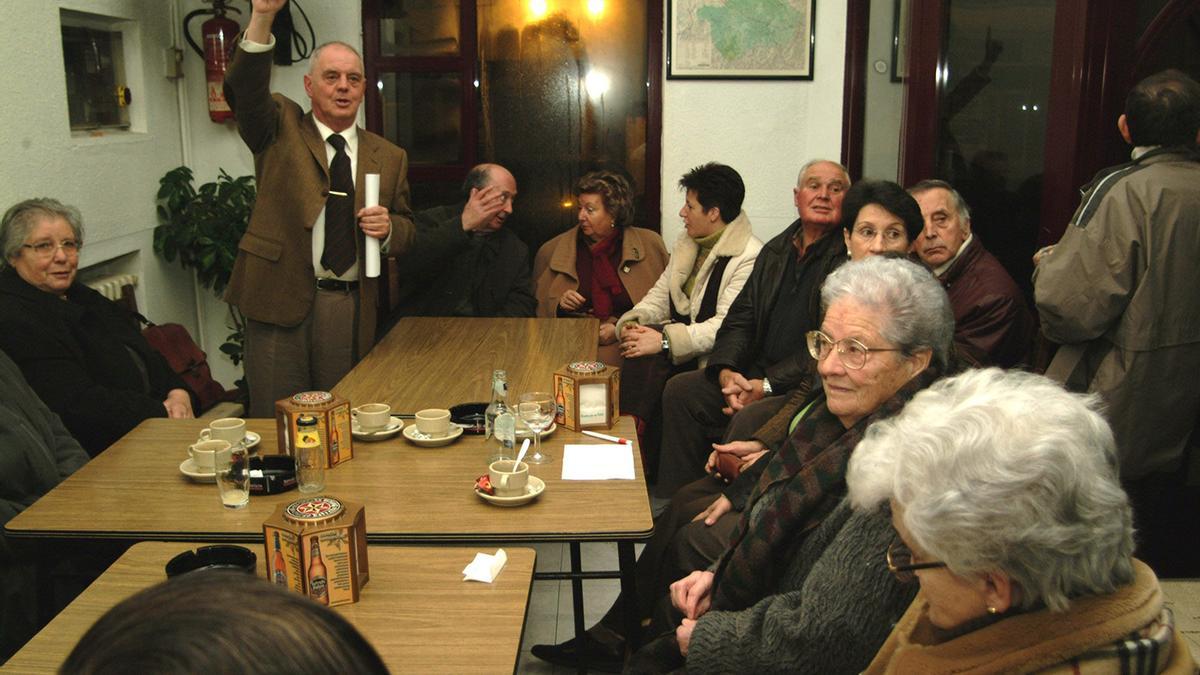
[581,430,632,445]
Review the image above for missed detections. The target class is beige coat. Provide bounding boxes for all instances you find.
[533,226,668,364]
[615,211,762,367]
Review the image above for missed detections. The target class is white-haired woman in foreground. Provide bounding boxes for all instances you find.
[848,368,1196,674]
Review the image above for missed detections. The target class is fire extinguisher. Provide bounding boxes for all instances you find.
[184,0,243,123]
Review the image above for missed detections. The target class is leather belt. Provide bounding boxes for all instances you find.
[315,278,359,292]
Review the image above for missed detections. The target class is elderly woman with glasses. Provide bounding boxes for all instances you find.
[0,198,196,456]
[847,368,1196,674]
[537,256,957,672]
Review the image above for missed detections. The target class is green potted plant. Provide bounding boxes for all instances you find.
[154,166,256,389]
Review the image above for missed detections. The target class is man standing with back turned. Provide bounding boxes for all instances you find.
[1034,69,1200,576]
[224,0,415,416]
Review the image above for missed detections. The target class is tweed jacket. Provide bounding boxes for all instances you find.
[1034,147,1200,479]
[616,211,763,367]
[938,235,1034,368]
[0,269,193,456]
[865,560,1196,674]
[223,45,415,357]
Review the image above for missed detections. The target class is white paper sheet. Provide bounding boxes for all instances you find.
[561,443,635,480]
[462,548,508,583]
[363,173,381,278]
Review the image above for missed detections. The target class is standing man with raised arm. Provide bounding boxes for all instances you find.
[224,0,415,416]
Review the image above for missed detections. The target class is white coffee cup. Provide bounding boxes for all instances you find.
[488,460,529,497]
[198,418,246,444]
[415,408,451,437]
[352,403,392,431]
[188,439,231,472]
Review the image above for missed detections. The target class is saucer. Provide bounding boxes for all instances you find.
[352,416,404,441]
[243,431,261,449]
[476,476,545,507]
[516,422,556,440]
[402,424,464,447]
[180,458,216,483]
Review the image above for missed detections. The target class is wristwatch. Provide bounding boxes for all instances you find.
[761,377,773,395]
[661,333,671,354]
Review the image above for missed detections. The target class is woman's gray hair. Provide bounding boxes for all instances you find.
[1,198,85,267]
[820,256,953,369]
[847,368,1134,612]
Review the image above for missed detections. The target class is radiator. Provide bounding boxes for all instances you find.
[85,273,139,302]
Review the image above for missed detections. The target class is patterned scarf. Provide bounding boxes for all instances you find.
[711,368,940,611]
[588,229,624,320]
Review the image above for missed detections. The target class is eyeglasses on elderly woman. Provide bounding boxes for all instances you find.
[806,330,901,370]
[886,541,947,583]
[21,239,81,258]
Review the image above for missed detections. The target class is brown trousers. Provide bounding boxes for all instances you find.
[244,287,358,417]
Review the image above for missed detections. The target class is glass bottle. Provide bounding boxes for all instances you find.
[307,536,329,605]
[295,414,325,493]
[485,370,510,439]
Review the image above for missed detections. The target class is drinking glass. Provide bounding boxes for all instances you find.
[214,442,250,509]
[517,391,556,464]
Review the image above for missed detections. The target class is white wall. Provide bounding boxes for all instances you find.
[0,0,198,333]
[658,0,848,247]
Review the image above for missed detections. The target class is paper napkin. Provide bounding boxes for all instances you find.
[463,548,508,583]
[561,443,635,480]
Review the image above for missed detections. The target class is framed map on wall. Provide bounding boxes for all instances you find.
[667,0,816,80]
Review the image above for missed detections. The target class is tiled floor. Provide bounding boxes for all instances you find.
[516,542,636,673]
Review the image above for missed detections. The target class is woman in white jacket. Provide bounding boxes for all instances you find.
[615,163,763,477]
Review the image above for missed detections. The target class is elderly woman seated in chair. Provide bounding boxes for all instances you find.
[0,198,196,456]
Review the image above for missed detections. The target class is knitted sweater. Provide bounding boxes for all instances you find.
[685,500,917,674]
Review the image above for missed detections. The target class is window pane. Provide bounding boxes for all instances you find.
[381,72,462,165]
[936,0,1054,300]
[380,0,461,56]
[478,0,648,253]
[61,24,129,130]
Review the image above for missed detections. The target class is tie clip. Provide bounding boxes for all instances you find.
[328,190,349,197]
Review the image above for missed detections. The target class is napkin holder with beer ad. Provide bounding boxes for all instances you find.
[262,496,368,607]
[553,360,620,431]
[275,391,353,468]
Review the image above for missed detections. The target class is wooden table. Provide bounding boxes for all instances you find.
[333,316,599,411]
[5,418,649,544]
[3,542,535,674]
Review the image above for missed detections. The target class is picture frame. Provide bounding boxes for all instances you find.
[667,0,816,80]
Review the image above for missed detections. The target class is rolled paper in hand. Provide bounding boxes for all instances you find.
[364,173,381,278]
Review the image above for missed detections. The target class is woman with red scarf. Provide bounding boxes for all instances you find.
[534,170,668,365]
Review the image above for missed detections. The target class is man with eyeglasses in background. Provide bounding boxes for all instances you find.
[391,163,535,319]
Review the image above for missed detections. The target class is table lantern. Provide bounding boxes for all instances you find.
[263,496,368,607]
[275,391,352,468]
[553,360,620,431]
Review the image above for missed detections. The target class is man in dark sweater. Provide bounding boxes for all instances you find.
[397,164,536,317]
[655,160,850,496]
